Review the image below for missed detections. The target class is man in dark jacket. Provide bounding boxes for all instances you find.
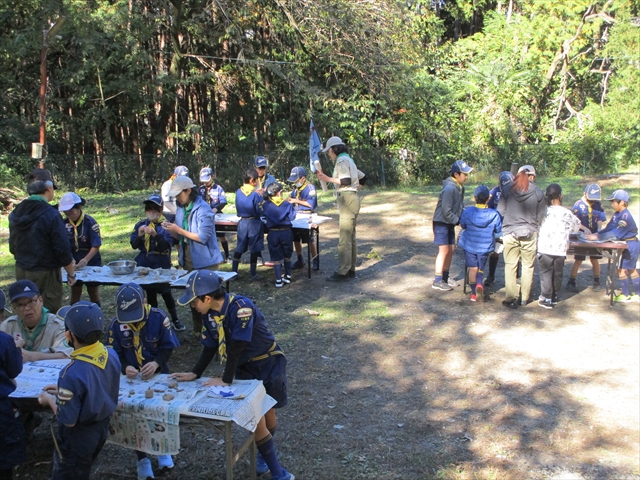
[9,169,76,312]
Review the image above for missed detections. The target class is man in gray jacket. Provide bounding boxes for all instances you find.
[432,160,473,291]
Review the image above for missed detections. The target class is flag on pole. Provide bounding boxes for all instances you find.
[309,119,327,192]
[309,119,322,173]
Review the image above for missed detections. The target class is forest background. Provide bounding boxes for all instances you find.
[0,0,638,192]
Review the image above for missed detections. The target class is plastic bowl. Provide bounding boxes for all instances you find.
[107,260,136,275]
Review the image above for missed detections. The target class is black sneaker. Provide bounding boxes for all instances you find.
[326,272,349,282]
[566,281,579,292]
[347,269,356,278]
[173,319,186,332]
[282,274,291,284]
[432,280,453,291]
[291,260,305,270]
[484,276,495,287]
[312,258,320,270]
[538,298,554,309]
[502,299,519,309]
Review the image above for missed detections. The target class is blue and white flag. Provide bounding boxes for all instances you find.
[309,119,322,173]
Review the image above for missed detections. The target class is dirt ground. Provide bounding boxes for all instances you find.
[15,185,640,480]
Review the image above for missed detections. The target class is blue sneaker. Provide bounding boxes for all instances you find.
[271,468,295,480]
[312,258,319,270]
[256,452,269,475]
[137,457,154,480]
[157,454,174,470]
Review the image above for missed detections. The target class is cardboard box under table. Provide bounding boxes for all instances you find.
[12,361,274,480]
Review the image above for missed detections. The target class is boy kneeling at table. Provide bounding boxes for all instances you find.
[170,270,294,480]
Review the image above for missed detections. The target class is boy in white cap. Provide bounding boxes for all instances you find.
[59,192,102,305]
[38,301,121,480]
[586,189,639,302]
[171,271,294,480]
[287,166,319,270]
[199,166,230,262]
[108,283,180,479]
[567,183,606,292]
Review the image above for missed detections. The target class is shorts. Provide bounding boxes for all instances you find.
[574,254,602,261]
[433,222,456,246]
[293,228,313,244]
[235,218,264,255]
[267,229,293,262]
[464,251,490,270]
[236,351,288,408]
[620,240,639,270]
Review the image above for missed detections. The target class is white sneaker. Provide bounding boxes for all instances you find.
[137,458,154,480]
[447,278,460,287]
[157,454,174,470]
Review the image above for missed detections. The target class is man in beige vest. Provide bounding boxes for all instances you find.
[317,137,365,282]
[0,280,72,362]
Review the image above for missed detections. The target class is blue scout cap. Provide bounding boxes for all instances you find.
[173,165,189,176]
[474,185,490,198]
[499,171,514,188]
[56,305,73,321]
[65,301,104,338]
[116,283,146,323]
[451,160,473,174]
[177,270,222,306]
[254,156,268,168]
[143,193,163,208]
[584,184,601,201]
[200,167,214,182]
[605,189,630,202]
[8,280,40,303]
[288,166,307,182]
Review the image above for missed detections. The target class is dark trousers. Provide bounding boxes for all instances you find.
[538,254,565,299]
[143,284,178,321]
[51,418,110,480]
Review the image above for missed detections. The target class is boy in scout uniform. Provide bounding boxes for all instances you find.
[38,301,121,480]
[108,283,180,479]
[171,271,294,480]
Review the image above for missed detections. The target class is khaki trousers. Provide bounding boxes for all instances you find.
[15,265,63,313]
[336,191,360,275]
[503,233,538,303]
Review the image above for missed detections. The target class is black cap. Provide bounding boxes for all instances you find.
[28,168,57,189]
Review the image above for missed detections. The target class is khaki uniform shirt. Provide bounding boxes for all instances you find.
[0,313,73,357]
[333,153,360,192]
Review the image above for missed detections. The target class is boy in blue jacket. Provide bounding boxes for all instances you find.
[459,185,503,302]
[231,169,265,280]
[108,283,180,479]
[262,183,297,287]
[0,329,26,479]
[586,189,639,302]
[130,194,185,331]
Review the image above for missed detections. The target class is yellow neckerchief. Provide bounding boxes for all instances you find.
[452,176,462,187]
[475,203,488,209]
[583,196,593,227]
[128,304,150,367]
[257,176,265,189]
[144,220,157,253]
[240,184,254,196]
[210,294,235,364]
[69,212,85,250]
[296,179,309,195]
[71,341,109,370]
[270,196,285,207]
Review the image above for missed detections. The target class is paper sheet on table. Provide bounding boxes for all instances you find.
[62,266,190,285]
[186,379,276,432]
[108,412,181,455]
[11,363,66,397]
